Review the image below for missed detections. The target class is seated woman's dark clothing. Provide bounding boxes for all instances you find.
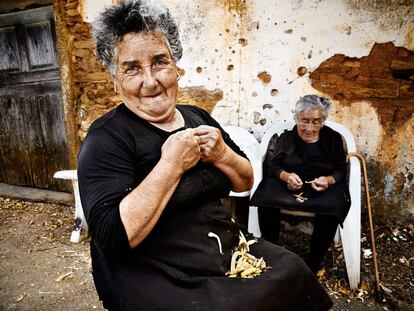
[250,125,351,272]
[78,104,333,311]
[251,125,351,223]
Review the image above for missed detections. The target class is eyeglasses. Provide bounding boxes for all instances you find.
[120,59,175,78]
[297,120,323,128]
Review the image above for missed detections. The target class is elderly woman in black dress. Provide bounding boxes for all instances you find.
[77,1,333,310]
[251,95,351,274]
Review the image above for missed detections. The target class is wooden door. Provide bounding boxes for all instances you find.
[0,6,70,191]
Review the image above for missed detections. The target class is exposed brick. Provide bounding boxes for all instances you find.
[73,40,95,49]
[74,72,112,82]
[72,49,90,58]
[310,42,414,130]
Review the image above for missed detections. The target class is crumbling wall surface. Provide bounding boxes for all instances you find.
[53,0,116,144]
[53,0,79,168]
[310,42,414,218]
[69,0,413,218]
[164,0,414,218]
[55,0,224,143]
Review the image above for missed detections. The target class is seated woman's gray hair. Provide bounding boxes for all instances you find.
[93,0,183,74]
[294,94,332,121]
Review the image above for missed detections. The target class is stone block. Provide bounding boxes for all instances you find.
[73,49,90,58]
[73,40,95,49]
[74,72,112,82]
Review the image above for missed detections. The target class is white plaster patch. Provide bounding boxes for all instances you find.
[82,0,111,22]
[330,101,382,159]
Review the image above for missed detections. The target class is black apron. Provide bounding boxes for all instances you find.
[251,126,351,225]
[92,162,333,311]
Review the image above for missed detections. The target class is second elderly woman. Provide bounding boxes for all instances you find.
[77,1,333,310]
[251,95,351,274]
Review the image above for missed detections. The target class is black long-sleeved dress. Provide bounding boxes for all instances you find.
[251,125,351,224]
[78,104,333,311]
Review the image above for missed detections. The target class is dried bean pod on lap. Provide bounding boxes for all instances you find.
[227,231,271,278]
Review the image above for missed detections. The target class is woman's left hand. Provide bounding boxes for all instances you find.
[310,176,334,192]
[194,125,253,192]
[194,125,227,164]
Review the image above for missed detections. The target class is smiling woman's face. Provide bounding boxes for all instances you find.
[113,31,178,123]
[296,109,324,143]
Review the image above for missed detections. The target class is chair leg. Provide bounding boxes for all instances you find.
[70,180,88,243]
[333,226,341,246]
[248,206,261,237]
[340,195,361,289]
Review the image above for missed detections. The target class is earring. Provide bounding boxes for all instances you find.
[177,72,181,81]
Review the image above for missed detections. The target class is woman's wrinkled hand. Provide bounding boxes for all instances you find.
[194,125,227,164]
[161,128,200,173]
[287,173,303,191]
[310,176,330,192]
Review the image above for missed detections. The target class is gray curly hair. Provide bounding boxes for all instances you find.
[92,0,183,75]
[294,95,332,121]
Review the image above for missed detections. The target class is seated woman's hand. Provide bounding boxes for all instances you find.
[161,129,201,173]
[310,176,335,192]
[286,173,303,191]
[194,125,227,164]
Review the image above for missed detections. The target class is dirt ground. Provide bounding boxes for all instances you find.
[0,196,413,311]
[280,215,414,311]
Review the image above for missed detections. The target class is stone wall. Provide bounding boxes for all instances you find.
[54,0,115,149]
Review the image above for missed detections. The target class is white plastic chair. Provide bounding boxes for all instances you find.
[225,122,361,289]
[224,126,262,197]
[54,170,88,243]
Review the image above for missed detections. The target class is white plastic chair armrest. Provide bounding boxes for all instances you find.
[229,190,251,197]
[53,169,78,180]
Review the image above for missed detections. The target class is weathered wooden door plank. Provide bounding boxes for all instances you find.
[37,93,70,190]
[0,97,32,185]
[0,6,70,191]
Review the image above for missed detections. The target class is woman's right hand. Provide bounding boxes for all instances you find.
[286,173,303,191]
[161,129,201,173]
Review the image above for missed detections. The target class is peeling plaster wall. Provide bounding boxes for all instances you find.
[79,0,414,219]
[164,0,413,130]
[309,43,414,217]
